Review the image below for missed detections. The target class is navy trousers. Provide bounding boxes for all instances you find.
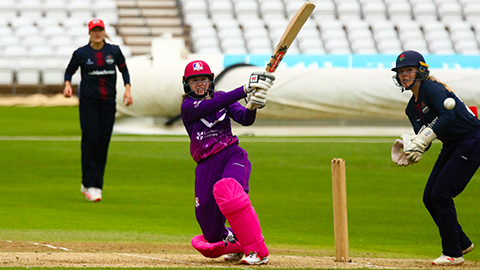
[79,97,116,189]
[423,130,480,257]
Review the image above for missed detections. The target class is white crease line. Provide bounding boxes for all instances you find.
[31,242,71,251]
[116,252,228,268]
[349,261,396,269]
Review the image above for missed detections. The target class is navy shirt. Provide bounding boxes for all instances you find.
[406,79,480,143]
[65,43,130,100]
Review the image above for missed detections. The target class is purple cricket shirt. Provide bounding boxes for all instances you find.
[181,86,256,162]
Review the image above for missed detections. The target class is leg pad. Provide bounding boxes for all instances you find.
[213,178,269,257]
[191,234,243,258]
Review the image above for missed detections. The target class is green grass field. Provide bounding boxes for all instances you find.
[1,107,480,269]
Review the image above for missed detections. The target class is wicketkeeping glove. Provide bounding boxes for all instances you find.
[246,89,267,110]
[391,137,411,166]
[404,127,437,163]
[245,72,275,93]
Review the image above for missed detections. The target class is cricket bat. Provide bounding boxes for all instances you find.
[266,2,316,73]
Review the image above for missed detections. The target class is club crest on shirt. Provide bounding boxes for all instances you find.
[193,100,202,108]
[421,102,429,114]
[193,62,203,71]
[105,55,114,64]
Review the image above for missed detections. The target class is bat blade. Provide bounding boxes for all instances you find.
[266,2,315,73]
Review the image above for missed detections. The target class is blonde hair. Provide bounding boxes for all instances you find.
[426,76,454,93]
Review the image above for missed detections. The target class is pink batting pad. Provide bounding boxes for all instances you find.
[191,234,243,258]
[213,178,269,257]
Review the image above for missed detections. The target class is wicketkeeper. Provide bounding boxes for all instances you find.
[390,50,480,266]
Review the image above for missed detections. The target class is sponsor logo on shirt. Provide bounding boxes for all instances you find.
[105,55,114,65]
[88,70,115,75]
[195,129,221,141]
[421,102,429,114]
[193,100,202,108]
[86,58,94,65]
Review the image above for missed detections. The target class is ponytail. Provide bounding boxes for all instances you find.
[426,76,454,93]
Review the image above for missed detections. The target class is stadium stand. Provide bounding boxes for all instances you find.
[0,0,182,94]
[182,0,480,56]
[1,0,480,95]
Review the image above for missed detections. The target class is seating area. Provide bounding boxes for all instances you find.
[2,0,480,94]
[0,0,125,92]
[182,0,480,55]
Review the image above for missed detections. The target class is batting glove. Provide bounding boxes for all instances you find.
[246,89,267,110]
[245,72,275,93]
[404,127,436,163]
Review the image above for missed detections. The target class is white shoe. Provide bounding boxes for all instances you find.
[432,254,464,266]
[81,184,88,194]
[463,244,474,255]
[85,187,102,202]
[224,253,243,262]
[241,252,268,265]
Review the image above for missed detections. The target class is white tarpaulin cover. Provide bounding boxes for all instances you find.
[115,36,480,121]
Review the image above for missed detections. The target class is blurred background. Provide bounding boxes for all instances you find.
[1,0,480,94]
[1,0,480,135]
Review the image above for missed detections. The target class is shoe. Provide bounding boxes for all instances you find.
[463,244,474,255]
[241,252,268,265]
[224,253,243,262]
[81,184,88,194]
[432,254,464,266]
[84,187,102,202]
[223,230,236,246]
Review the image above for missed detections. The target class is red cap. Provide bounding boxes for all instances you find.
[183,60,213,82]
[88,19,105,31]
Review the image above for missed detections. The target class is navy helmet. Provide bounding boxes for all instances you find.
[392,50,427,72]
[392,50,430,91]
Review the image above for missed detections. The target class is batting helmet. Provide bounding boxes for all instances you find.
[183,60,215,99]
[392,50,429,91]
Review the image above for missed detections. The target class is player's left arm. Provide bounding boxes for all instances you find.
[228,101,257,126]
[181,87,247,123]
[115,46,133,106]
[404,85,454,163]
[426,83,455,134]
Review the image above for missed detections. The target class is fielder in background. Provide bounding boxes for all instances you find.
[390,50,480,266]
[64,19,133,202]
[181,60,273,265]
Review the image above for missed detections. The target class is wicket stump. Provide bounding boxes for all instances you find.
[331,158,350,262]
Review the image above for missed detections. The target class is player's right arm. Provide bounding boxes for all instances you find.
[63,81,73,98]
[63,50,80,98]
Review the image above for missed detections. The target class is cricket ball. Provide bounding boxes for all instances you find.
[444,98,456,110]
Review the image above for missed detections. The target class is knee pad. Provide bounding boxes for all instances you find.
[191,234,243,258]
[213,178,269,257]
